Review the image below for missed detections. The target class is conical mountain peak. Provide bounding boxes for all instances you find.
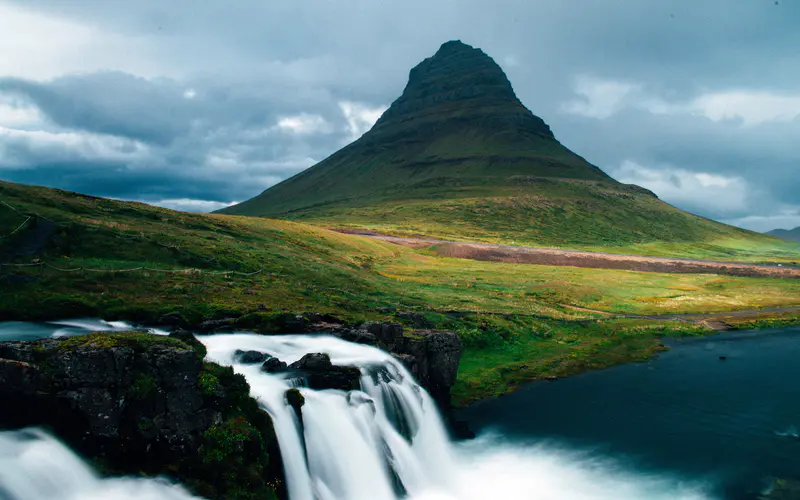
[221,40,615,219]
[369,40,553,139]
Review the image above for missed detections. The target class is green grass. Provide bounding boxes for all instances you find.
[273,188,800,263]
[2,179,799,404]
[218,114,800,264]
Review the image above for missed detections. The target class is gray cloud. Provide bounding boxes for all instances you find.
[0,0,798,230]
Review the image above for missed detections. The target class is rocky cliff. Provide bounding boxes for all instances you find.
[0,332,282,500]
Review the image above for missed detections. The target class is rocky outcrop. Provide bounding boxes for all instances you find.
[175,311,464,407]
[288,353,361,391]
[0,332,281,500]
[392,331,463,409]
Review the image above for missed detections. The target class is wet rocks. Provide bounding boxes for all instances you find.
[234,349,269,364]
[285,388,305,421]
[289,352,333,371]
[262,356,288,373]
[289,353,361,391]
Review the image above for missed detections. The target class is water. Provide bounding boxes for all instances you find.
[0,428,198,500]
[459,326,800,499]
[6,320,794,499]
[0,318,168,342]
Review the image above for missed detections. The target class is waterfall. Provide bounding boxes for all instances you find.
[201,334,457,500]
[201,334,715,500]
[0,322,719,500]
[0,428,198,500]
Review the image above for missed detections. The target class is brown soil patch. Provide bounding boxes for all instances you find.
[334,230,800,279]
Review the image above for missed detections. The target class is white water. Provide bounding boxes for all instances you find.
[0,326,719,499]
[201,333,717,500]
[0,428,199,500]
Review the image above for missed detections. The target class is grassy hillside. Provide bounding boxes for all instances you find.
[220,41,798,263]
[2,180,799,404]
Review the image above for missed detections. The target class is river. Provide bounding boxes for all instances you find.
[1,320,798,499]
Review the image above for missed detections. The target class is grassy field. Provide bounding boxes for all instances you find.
[2,180,799,405]
[273,186,800,264]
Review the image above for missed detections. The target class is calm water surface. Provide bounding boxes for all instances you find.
[459,326,800,499]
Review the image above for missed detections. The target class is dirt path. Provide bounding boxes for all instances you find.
[335,229,800,279]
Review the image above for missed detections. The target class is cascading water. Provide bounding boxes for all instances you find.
[0,428,198,500]
[201,334,714,500]
[201,334,457,500]
[0,322,719,500]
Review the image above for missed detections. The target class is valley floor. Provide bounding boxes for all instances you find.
[334,230,800,278]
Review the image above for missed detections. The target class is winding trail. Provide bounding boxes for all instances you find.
[335,229,800,279]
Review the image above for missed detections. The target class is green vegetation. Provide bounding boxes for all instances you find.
[56,331,190,351]
[128,373,157,400]
[194,362,281,499]
[2,180,799,405]
[218,41,800,263]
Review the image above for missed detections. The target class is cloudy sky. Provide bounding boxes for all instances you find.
[0,0,798,231]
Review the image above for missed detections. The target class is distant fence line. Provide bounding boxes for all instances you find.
[0,199,58,225]
[0,217,32,239]
[0,261,267,277]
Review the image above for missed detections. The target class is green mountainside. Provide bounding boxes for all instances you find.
[768,227,800,243]
[221,41,797,262]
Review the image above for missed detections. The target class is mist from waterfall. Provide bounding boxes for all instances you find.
[0,429,198,500]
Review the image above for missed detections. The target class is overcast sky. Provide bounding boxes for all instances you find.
[0,1,798,231]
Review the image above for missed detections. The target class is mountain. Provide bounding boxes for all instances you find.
[767,227,800,243]
[220,41,795,261]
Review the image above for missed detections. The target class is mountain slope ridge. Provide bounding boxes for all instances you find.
[768,227,800,243]
[220,40,796,261]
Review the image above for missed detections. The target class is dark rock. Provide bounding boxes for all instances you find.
[282,315,310,333]
[397,311,433,329]
[158,312,189,329]
[234,350,269,364]
[289,353,361,391]
[337,327,378,345]
[0,333,282,500]
[169,329,207,358]
[545,376,558,381]
[719,356,727,361]
[285,388,305,417]
[391,330,462,409]
[261,356,288,373]
[305,312,343,325]
[289,352,332,371]
[391,353,418,374]
[197,318,237,333]
[363,322,404,347]
[376,307,397,314]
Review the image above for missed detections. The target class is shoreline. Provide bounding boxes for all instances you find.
[3,305,799,409]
